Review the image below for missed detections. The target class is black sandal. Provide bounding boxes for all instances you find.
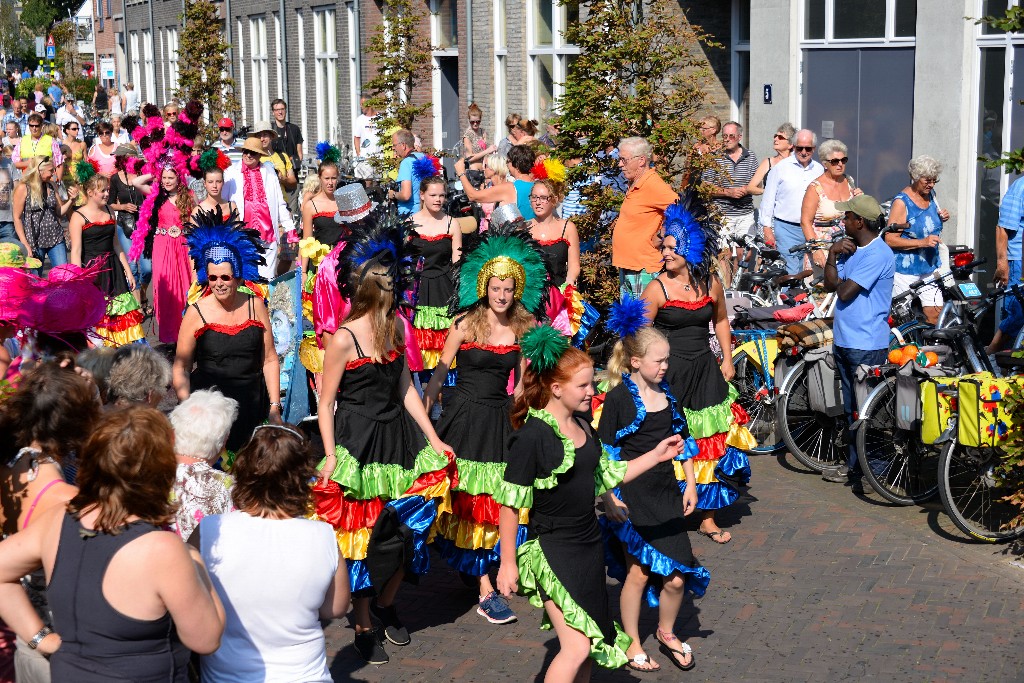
[626,652,661,673]
[656,628,695,671]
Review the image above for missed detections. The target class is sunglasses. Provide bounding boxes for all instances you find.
[27,124,39,128]
[469,119,481,124]
[242,150,260,156]
[795,146,814,152]
[207,274,235,282]
[219,127,232,132]
[773,133,788,140]
[826,157,848,166]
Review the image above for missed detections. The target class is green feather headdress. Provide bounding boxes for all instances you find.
[449,221,549,315]
[520,324,570,373]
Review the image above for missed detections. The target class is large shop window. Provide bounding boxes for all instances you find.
[314,7,339,143]
[527,0,580,131]
[803,0,916,42]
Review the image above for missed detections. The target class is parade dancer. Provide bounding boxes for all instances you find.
[640,199,755,544]
[313,210,454,665]
[597,296,709,672]
[496,325,685,682]
[422,223,547,624]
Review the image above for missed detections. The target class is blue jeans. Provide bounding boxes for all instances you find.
[834,345,888,476]
[618,268,657,302]
[115,225,151,287]
[31,241,67,275]
[0,221,15,242]
[773,219,805,274]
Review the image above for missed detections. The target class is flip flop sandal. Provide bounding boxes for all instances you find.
[657,635,695,671]
[626,653,661,672]
[697,529,731,544]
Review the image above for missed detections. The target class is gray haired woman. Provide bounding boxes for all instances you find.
[169,389,239,539]
[800,138,859,269]
[747,122,797,196]
[107,345,172,408]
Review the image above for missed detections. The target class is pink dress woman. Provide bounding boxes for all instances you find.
[152,201,192,344]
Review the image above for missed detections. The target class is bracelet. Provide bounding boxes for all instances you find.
[27,626,52,650]
[269,401,282,410]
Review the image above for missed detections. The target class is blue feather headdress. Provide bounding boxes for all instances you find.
[186,207,267,284]
[606,296,650,340]
[316,141,342,164]
[335,204,419,312]
[661,191,719,282]
[412,154,442,180]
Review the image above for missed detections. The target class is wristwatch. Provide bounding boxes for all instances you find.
[27,626,52,650]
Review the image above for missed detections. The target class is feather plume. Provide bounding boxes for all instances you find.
[542,158,566,184]
[185,207,267,284]
[530,160,548,180]
[520,324,570,374]
[449,220,549,316]
[661,193,719,283]
[412,154,442,180]
[72,160,98,185]
[334,205,418,312]
[316,141,342,164]
[606,296,650,340]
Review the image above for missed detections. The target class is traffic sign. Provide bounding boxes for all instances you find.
[45,35,55,47]
[45,45,55,60]
[35,37,44,58]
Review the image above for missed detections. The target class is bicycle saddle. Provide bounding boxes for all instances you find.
[748,268,788,285]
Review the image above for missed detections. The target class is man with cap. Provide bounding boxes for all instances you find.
[822,194,894,493]
[223,133,295,280]
[214,116,244,168]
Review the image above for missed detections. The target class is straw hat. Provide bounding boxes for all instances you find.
[333,183,375,223]
[0,240,41,270]
[251,121,277,137]
[113,143,142,157]
[241,137,270,158]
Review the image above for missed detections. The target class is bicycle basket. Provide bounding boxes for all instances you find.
[956,374,1017,448]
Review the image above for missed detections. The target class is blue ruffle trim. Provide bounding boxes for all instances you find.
[600,512,710,607]
[347,558,372,593]
[346,495,439,593]
[676,436,699,461]
[571,298,601,349]
[678,448,751,510]
[434,524,529,576]
[614,374,688,445]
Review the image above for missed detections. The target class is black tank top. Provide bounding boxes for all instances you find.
[47,512,190,682]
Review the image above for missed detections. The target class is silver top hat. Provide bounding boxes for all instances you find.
[489,203,522,231]
[333,183,375,223]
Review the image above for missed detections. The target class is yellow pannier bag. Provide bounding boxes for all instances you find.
[919,376,961,445]
[956,374,1020,448]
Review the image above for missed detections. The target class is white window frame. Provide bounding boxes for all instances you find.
[800,0,917,47]
[130,31,140,91]
[274,13,284,100]
[313,7,339,142]
[493,0,507,140]
[237,20,247,125]
[167,28,179,98]
[430,0,460,151]
[250,16,270,124]
[730,0,750,126]
[346,1,360,138]
[143,30,155,105]
[526,0,579,125]
[297,10,309,147]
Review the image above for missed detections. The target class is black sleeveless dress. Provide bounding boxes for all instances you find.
[310,199,346,247]
[190,296,269,452]
[48,513,190,682]
[652,284,753,509]
[79,210,145,346]
[312,328,450,594]
[535,220,570,287]
[409,221,456,370]
[433,342,523,575]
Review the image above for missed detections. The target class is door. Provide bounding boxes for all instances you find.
[438,56,460,177]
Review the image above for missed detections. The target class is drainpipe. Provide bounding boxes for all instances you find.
[147,0,154,100]
[465,0,473,104]
[279,0,288,106]
[225,0,234,83]
[353,0,361,122]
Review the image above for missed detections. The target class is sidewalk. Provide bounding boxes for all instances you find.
[325,454,1024,682]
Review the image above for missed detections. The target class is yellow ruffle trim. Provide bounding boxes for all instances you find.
[434,515,499,550]
[94,324,145,347]
[420,349,442,370]
[726,422,757,450]
[335,527,370,560]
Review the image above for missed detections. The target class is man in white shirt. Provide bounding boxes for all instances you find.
[55,100,85,139]
[759,128,824,273]
[352,97,379,179]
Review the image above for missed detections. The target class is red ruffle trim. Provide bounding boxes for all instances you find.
[536,237,569,247]
[732,402,750,426]
[413,326,448,350]
[312,481,385,530]
[346,348,402,371]
[100,308,144,331]
[450,490,501,525]
[195,319,265,339]
[417,233,453,242]
[663,296,713,310]
[460,342,519,354]
[83,218,116,230]
[312,211,335,219]
[693,432,728,461]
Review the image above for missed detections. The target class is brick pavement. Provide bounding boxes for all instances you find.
[324,453,1024,683]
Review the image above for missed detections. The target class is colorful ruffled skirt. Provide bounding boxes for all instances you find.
[412,303,452,372]
[95,291,144,346]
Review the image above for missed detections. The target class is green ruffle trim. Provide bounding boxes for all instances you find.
[453,458,508,495]
[318,443,449,500]
[303,269,316,294]
[492,480,533,509]
[526,408,576,490]
[517,538,632,669]
[107,291,141,316]
[683,384,738,439]
[413,305,453,330]
[594,450,628,496]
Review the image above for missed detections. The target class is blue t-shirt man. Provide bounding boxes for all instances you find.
[834,236,895,350]
[396,151,425,215]
[47,83,63,106]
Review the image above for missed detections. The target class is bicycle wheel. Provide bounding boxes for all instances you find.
[732,352,782,453]
[938,440,1024,542]
[855,377,939,505]
[777,361,847,471]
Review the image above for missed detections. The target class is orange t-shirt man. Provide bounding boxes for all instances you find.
[612,168,678,274]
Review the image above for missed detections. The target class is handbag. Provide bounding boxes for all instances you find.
[116,210,137,238]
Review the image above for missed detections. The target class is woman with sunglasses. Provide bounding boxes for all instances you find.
[746,122,796,196]
[173,208,281,453]
[528,178,580,288]
[461,103,492,171]
[800,139,859,271]
[87,121,118,177]
[61,121,86,166]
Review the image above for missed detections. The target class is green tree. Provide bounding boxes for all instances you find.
[0,0,34,67]
[175,0,239,136]
[49,19,76,75]
[18,0,56,36]
[553,0,721,306]
[362,0,433,172]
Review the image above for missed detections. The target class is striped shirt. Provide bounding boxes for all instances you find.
[215,140,245,169]
[701,146,759,218]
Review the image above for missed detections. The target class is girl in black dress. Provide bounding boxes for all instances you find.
[172,208,281,452]
[67,169,144,346]
[496,325,684,682]
[423,224,547,624]
[597,297,708,672]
